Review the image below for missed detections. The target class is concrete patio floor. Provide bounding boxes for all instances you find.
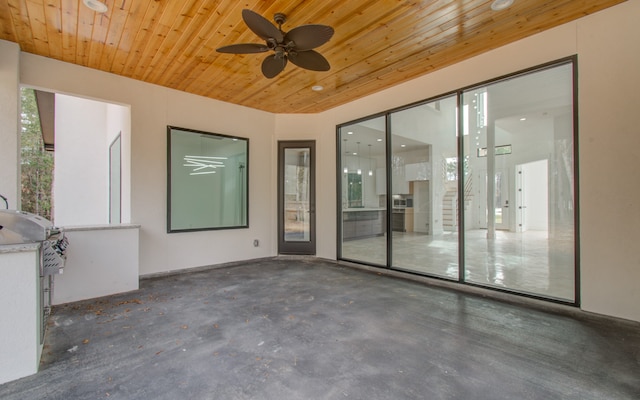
[0,258,638,399]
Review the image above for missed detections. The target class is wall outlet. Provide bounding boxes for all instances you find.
[253,239,259,247]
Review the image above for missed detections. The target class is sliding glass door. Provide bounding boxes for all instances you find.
[337,59,577,304]
[338,117,387,266]
[389,96,459,278]
[462,63,576,301]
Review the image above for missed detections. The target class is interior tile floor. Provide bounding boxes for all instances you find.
[1,258,638,399]
[342,229,575,300]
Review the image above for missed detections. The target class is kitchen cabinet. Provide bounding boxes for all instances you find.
[404,208,414,232]
[392,166,410,194]
[375,168,386,195]
[376,163,431,194]
[405,162,431,181]
[392,208,414,232]
[342,209,386,240]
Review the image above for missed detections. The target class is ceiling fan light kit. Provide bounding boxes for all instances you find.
[217,9,335,79]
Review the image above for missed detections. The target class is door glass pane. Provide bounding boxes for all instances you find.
[339,117,387,266]
[390,96,459,278]
[462,63,575,301]
[109,134,121,224]
[284,148,310,242]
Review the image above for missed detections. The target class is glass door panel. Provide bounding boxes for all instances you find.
[278,141,315,254]
[338,117,387,266]
[389,96,459,278]
[462,63,576,301]
[284,148,311,242]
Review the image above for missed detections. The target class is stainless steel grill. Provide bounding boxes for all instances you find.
[0,210,68,272]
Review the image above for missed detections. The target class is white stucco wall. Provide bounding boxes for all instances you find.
[54,94,109,225]
[0,40,20,208]
[1,0,638,322]
[106,103,132,223]
[53,95,131,225]
[576,0,640,322]
[17,53,276,276]
[52,95,130,226]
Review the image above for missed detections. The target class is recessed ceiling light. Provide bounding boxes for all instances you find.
[311,85,324,91]
[347,131,353,135]
[491,0,514,11]
[520,117,527,121]
[83,0,108,13]
[377,139,383,142]
[401,144,406,148]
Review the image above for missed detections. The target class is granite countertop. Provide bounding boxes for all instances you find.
[0,242,40,254]
[62,224,141,232]
[342,208,385,212]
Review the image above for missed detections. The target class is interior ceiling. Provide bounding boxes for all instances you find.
[0,0,625,114]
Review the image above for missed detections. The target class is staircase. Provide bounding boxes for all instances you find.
[442,174,473,232]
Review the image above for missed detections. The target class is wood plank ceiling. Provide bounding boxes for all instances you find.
[0,0,626,114]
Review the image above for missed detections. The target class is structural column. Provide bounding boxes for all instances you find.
[0,40,21,209]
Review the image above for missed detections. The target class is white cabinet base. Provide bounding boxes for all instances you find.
[0,245,41,385]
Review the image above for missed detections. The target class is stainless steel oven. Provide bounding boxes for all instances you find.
[393,199,406,208]
[392,208,405,232]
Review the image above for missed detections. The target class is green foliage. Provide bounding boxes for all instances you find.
[20,88,54,220]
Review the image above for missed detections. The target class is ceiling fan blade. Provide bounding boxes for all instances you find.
[262,54,288,79]
[284,25,334,51]
[288,50,331,72]
[216,43,269,54]
[242,9,283,43]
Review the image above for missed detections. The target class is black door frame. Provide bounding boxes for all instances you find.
[278,140,316,255]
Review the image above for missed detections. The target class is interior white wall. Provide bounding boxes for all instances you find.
[275,0,640,322]
[0,40,20,208]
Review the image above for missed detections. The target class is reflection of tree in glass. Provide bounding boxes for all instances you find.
[296,151,309,202]
[21,88,54,220]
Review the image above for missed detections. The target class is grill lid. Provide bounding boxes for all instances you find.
[0,210,54,244]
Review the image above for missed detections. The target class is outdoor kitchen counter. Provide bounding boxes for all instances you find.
[0,241,40,254]
[0,242,42,384]
[61,223,141,232]
[52,224,141,305]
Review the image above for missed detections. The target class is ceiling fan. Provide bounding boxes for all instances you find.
[216,9,335,79]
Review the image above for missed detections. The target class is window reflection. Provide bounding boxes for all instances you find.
[167,126,248,232]
[337,60,576,303]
